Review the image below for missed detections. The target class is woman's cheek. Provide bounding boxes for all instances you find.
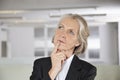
[53,36,58,45]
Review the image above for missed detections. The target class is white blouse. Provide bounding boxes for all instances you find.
[56,54,74,80]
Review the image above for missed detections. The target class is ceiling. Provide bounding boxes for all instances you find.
[0,0,120,10]
[0,0,120,26]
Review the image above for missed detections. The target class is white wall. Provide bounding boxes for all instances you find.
[0,25,8,57]
[8,26,34,58]
[118,22,120,65]
[0,27,1,57]
[100,22,119,65]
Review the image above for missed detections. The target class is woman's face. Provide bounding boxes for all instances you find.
[53,17,80,51]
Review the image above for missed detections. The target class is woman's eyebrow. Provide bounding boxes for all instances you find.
[69,29,75,32]
[69,29,73,31]
[59,24,64,27]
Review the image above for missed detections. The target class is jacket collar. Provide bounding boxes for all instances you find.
[71,55,82,70]
[65,55,82,80]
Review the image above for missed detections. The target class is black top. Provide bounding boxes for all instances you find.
[30,55,97,80]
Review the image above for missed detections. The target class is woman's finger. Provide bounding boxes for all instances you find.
[51,41,60,55]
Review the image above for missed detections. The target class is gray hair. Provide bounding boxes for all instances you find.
[52,14,89,54]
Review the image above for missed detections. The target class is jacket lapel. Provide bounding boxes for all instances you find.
[65,55,82,80]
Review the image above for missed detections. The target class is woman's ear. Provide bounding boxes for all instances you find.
[75,41,81,47]
[52,36,54,43]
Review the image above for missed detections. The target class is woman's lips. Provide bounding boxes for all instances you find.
[58,40,65,44]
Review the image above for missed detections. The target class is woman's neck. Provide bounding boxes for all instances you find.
[64,48,74,58]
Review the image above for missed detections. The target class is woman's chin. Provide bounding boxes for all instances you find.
[58,46,66,51]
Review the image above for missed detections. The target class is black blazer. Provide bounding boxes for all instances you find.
[30,55,97,80]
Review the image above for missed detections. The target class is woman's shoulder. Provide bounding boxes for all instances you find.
[80,59,95,68]
[34,57,51,65]
[74,56,97,79]
[75,55,96,71]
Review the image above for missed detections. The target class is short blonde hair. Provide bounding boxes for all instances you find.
[52,14,89,54]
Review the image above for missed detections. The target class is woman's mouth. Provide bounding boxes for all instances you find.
[58,40,65,44]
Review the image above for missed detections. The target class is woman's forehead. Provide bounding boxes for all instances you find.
[59,17,80,30]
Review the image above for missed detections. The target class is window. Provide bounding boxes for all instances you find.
[1,41,7,57]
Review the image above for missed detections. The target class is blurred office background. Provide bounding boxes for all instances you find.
[0,0,120,80]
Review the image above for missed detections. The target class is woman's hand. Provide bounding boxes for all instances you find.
[48,42,66,80]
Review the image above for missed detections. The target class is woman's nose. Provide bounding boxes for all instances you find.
[61,34,65,38]
[61,32,66,38]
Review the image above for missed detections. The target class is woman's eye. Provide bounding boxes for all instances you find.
[58,26,64,29]
[69,30,75,35]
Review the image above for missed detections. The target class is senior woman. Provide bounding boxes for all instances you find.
[30,14,97,80]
